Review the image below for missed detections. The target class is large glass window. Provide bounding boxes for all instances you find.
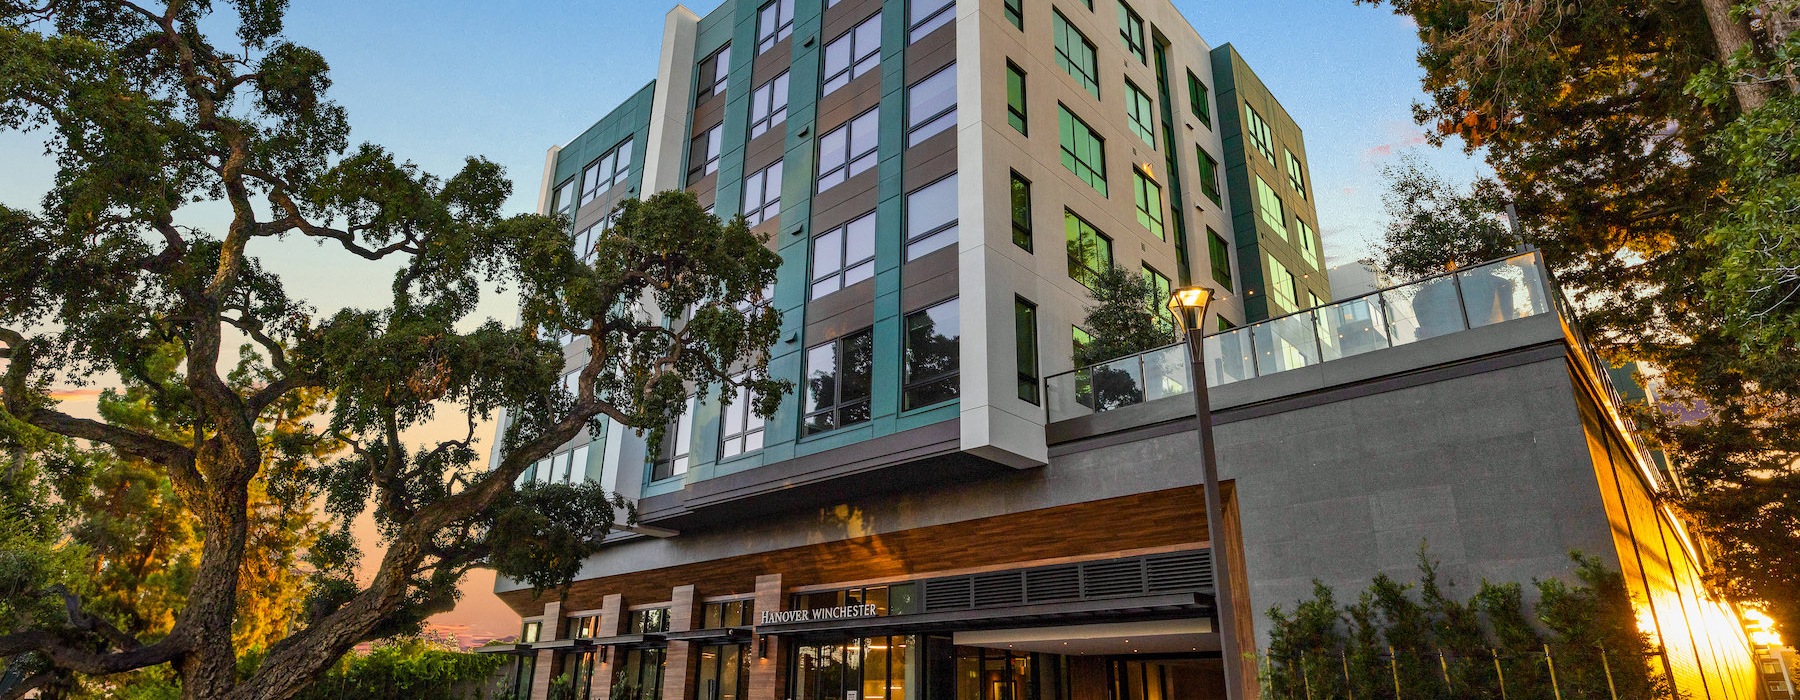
[1052,11,1100,99]
[816,108,879,192]
[1065,209,1112,289]
[1126,80,1156,146]
[1296,217,1320,268]
[1006,62,1028,134]
[1255,175,1286,234]
[905,174,958,260]
[906,63,957,146]
[1010,170,1032,252]
[1269,256,1297,312]
[1208,226,1233,291]
[741,160,783,226]
[688,125,722,183]
[719,377,765,459]
[616,648,665,700]
[908,0,954,42]
[1003,0,1023,29]
[1117,0,1146,63]
[1245,104,1275,161]
[803,329,874,436]
[791,637,914,700]
[810,211,876,298]
[749,71,790,138]
[551,179,575,221]
[1197,147,1221,204]
[1186,70,1211,127]
[822,13,882,96]
[1143,264,1173,331]
[756,0,795,54]
[1133,168,1165,240]
[1016,297,1040,404]
[696,644,749,700]
[581,138,634,205]
[958,647,1072,700]
[650,395,695,481]
[903,298,960,410]
[1286,148,1308,199]
[1058,105,1107,196]
[697,45,731,100]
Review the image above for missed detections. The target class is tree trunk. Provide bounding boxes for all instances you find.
[1699,0,1776,111]
[175,473,252,700]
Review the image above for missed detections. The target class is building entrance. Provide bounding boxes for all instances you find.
[954,647,1072,700]
[791,636,916,700]
[696,643,750,700]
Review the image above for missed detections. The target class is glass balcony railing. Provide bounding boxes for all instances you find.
[1045,252,1555,422]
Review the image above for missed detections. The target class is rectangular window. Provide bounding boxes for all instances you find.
[1256,175,1286,234]
[906,63,957,146]
[1285,148,1307,200]
[810,211,877,298]
[1072,326,1093,358]
[1197,147,1221,204]
[822,13,882,96]
[697,45,731,100]
[749,71,790,138]
[1003,0,1023,29]
[1208,227,1233,291]
[688,125,722,183]
[1296,217,1320,268]
[1143,265,1173,330]
[1010,170,1032,252]
[1132,169,1165,240]
[581,138,634,205]
[906,174,959,260]
[908,0,955,42]
[1117,0,1145,63]
[1052,11,1100,99]
[1125,80,1156,146]
[756,0,795,54]
[803,329,874,436]
[1269,256,1297,312]
[573,223,599,263]
[816,108,879,192]
[1015,297,1039,404]
[551,179,575,221]
[1064,209,1112,289]
[903,298,961,410]
[1005,62,1028,134]
[1245,104,1275,161]
[719,377,765,459]
[650,395,696,481]
[741,160,783,226]
[1058,105,1107,196]
[1186,71,1211,127]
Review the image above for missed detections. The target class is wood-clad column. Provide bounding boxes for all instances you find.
[528,600,562,700]
[590,594,625,700]
[749,574,784,700]
[662,585,701,700]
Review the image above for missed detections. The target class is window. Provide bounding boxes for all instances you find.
[617,649,665,700]
[1208,227,1233,291]
[1269,256,1297,312]
[1052,11,1100,99]
[1010,171,1032,251]
[803,329,874,435]
[741,160,784,226]
[1015,298,1039,404]
[628,608,670,634]
[749,71,790,137]
[581,138,634,205]
[1309,291,1323,310]
[570,615,600,639]
[650,396,696,481]
[1132,169,1164,240]
[1218,316,1234,331]
[1125,80,1156,146]
[1186,71,1211,127]
[1005,62,1028,134]
[1003,0,1023,29]
[816,108,879,192]
[1285,148,1307,199]
[719,377,766,458]
[525,443,590,487]
[906,174,959,260]
[810,211,876,298]
[1143,265,1173,330]
[907,63,957,146]
[1197,147,1221,204]
[551,179,575,221]
[908,0,954,42]
[1072,326,1093,358]
[688,125,722,183]
[1058,105,1107,196]
[1245,104,1275,161]
[1064,209,1112,288]
[1296,217,1320,268]
[822,14,882,96]
[521,621,542,644]
[903,298,960,410]
[697,45,731,100]
[1117,0,1145,63]
[573,224,600,262]
[756,0,795,54]
[1256,175,1286,234]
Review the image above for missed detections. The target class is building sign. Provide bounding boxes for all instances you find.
[759,603,879,625]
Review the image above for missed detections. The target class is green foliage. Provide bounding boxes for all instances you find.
[289,636,507,700]
[1072,265,1175,368]
[1373,153,1518,282]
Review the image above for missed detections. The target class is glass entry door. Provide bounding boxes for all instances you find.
[696,643,749,700]
[791,636,915,700]
[954,648,1070,700]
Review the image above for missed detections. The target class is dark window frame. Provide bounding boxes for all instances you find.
[749,71,791,138]
[904,173,959,261]
[1010,170,1033,252]
[816,108,880,192]
[905,62,958,147]
[756,0,795,54]
[902,297,961,411]
[802,328,875,436]
[822,12,882,96]
[1015,296,1040,404]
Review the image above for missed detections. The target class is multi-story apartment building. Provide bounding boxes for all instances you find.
[480,1,1757,699]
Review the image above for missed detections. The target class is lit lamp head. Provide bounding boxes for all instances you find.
[1168,286,1217,333]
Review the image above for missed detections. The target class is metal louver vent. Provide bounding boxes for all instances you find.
[1024,565,1081,603]
[972,572,1026,608]
[1147,550,1212,591]
[915,550,1211,613]
[1081,559,1148,598]
[923,577,973,612]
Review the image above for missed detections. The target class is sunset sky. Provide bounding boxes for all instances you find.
[0,0,1484,641]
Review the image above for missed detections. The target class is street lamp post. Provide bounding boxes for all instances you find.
[1168,286,1246,700]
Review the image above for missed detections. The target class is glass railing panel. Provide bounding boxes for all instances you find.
[1250,311,1321,376]
[1141,344,1191,402]
[1087,356,1147,411]
[1202,327,1256,387]
[1044,371,1091,422]
[1316,296,1391,361]
[1383,274,1465,345]
[1460,253,1551,328]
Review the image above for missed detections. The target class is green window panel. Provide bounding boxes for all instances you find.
[1133,169,1165,240]
[1126,80,1156,147]
[1006,62,1028,135]
[1186,70,1211,128]
[1285,148,1307,200]
[1255,175,1286,235]
[1143,264,1173,331]
[1117,0,1146,63]
[1004,0,1023,29]
[1011,170,1033,252]
[1296,217,1320,269]
[1053,11,1100,99]
[1196,147,1221,204]
[1268,256,1297,313]
[1207,227,1233,291]
[1015,297,1040,404]
[1064,209,1112,289]
[1058,105,1108,196]
[1245,104,1275,161]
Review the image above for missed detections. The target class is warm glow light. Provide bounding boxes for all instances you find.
[1746,609,1783,647]
[1168,286,1217,331]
